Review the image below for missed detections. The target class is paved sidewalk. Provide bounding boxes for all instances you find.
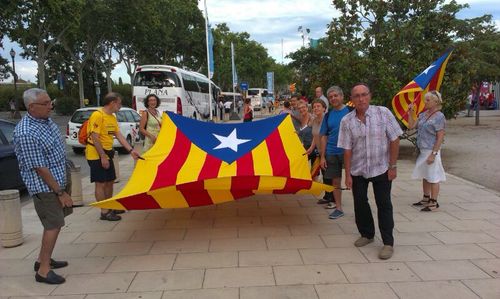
[1,160,499,298]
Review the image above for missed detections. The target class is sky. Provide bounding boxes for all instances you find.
[1,0,499,84]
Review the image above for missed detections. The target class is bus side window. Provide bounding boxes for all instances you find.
[182,74,199,92]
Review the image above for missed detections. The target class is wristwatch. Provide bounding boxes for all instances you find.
[55,189,65,196]
[432,151,438,156]
[389,164,397,169]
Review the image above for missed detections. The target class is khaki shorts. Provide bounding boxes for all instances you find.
[324,154,344,179]
[33,192,71,230]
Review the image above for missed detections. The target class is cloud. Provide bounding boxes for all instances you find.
[201,0,338,61]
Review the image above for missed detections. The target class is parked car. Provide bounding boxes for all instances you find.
[0,119,25,190]
[66,107,141,154]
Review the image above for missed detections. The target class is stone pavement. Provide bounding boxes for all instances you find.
[1,159,500,299]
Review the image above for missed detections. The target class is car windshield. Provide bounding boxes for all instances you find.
[133,71,181,88]
[248,90,259,96]
[70,110,97,124]
[0,121,15,144]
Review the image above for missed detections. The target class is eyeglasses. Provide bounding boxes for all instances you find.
[351,92,370,99]
[32,101,52,106]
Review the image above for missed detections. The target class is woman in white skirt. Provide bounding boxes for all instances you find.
[407,91,446,211]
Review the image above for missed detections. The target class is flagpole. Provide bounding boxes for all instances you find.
[231,42,236,112]
[204,0,213,120]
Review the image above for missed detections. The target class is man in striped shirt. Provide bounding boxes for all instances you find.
[338,83,403,260]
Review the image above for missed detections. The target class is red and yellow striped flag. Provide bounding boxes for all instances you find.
[92,112,333,210]
[392,49,453,127]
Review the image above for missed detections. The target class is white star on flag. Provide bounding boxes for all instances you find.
[213,128,251,152]
[422,64,435,75]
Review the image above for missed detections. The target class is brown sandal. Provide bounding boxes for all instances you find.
[413,195,430,206]
[421,199,439,212]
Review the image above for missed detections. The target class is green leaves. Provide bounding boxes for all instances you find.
[287,0,499,117]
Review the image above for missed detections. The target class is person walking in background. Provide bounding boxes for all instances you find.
[338,83,402,260]
[223,100,232,121]
[85,92,140,221]
[218,98,224,121]
[139,94,163,154]
[13,88,73,284]
[243,98,253,122]
[315,86,329,110]
[9,98,16,118]
[408,91,446,211]
[319,86,350,219]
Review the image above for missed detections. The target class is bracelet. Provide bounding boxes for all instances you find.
[128,148,133,153]
[389,164,397,169]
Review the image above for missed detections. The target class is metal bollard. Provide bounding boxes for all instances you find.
[113,150,120,183]
[70,165,83,207]
[0,190,24,248]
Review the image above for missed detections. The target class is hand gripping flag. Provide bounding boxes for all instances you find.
[91,112,333,210]
[392,49,453,127]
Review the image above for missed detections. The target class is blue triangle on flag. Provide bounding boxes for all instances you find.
[167,112,288,164]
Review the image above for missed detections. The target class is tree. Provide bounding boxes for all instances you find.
[211,23,289,92]
[0,0,12,81]
[113,0,205,83]
[6,0,82,89]
[287,0,499,118]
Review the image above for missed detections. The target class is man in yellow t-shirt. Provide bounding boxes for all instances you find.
[86,92,139,221]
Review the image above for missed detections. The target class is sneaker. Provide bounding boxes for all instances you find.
[325,202,336,209]
[354,237,374,247]
[113,209,126,214]
[317,198,332,204]
[328,209,344,219]
[100,211,121,221]
[317,192,333,204]
[379,245,394,260]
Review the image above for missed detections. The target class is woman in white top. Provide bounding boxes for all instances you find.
[139,94,163,154]
[407,91,446,212]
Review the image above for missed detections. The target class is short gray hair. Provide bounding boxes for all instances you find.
[23,88,48,107]
[326,86,343,98]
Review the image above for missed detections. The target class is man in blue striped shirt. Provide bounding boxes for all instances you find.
[13,88,73,284]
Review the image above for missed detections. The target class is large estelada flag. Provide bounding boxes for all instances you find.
[92,112,333,210]
[392,49,453,127]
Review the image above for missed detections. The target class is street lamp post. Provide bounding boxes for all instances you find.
[9,48,21,119]
[94,81,101,106]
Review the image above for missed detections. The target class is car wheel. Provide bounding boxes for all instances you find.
[72,147,84,155]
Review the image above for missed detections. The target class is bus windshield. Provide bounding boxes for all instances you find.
[133,71,181,88]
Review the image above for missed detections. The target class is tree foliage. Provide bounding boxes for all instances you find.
[287,0,500,118]
[211,23,293,92]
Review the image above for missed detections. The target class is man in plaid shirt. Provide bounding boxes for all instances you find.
[338,83,403,260]
[14,88,73,284]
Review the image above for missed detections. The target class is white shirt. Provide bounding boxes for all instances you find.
[338,105,403,178]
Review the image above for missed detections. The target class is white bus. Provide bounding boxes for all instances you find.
[132,65,220,119]
[247,88,270,111]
